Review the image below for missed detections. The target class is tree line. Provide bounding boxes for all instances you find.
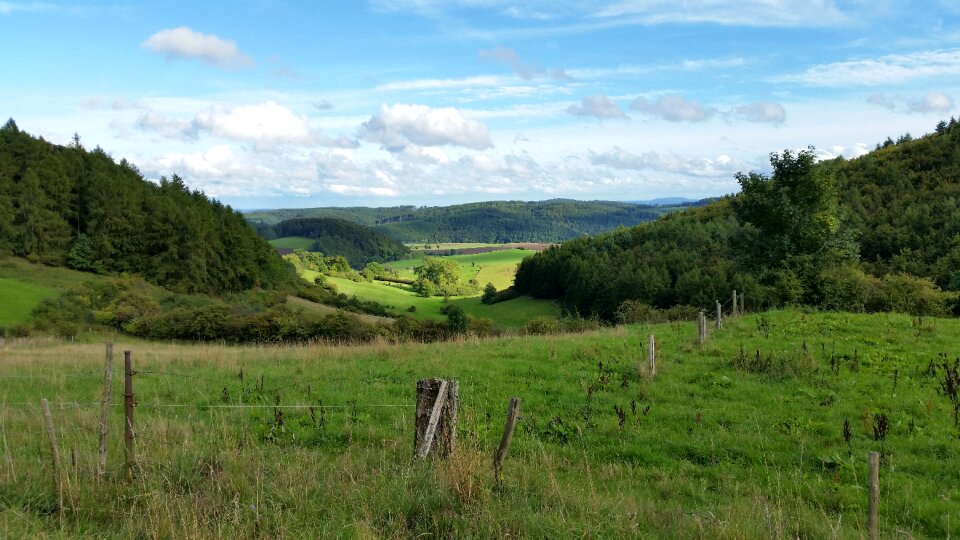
[0,119,291,294]
[254,217,410,267]
[514,120,960,321]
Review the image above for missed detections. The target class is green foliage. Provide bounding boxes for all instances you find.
[444,304,468,335]
[515,121,960,320]
[260,217,410,267]
[0,122,293,293]
[481,282,497,304]
[412,257,479,297]
[246,198,696,243]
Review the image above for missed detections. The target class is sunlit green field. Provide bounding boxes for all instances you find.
[385,249,533,290]
[1,310,957,537]
[0,277,56,327]
[268,236,315,250]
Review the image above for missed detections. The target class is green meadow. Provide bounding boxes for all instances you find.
[268,236,316,250]
[1,310,957,537]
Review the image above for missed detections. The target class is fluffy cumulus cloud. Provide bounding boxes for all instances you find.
[776,49,960,87]
[135,101,357,147]
[732,101,786,124]
[590,147,747,178]
[143,27,252,69]
[867,91,955,114]
[567,94,628,119]
[630,95,713,122]
[359,103,492,151]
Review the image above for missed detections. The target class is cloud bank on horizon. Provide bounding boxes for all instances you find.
[2,1,959,208]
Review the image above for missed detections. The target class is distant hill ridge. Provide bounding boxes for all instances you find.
[254,217,410,268]
[513,120,960,320]
[245,198,706,243]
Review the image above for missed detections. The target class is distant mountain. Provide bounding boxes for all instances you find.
[628,197,697,205]
[245,199,678,243]
[255,217,410,267]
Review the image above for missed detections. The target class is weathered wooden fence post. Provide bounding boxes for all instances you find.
[40,398,63,513]
[715,300,722,330]
[123,351,134,482]
[739,292,745,315]
[97,343,114,481]
[868,451,880,540]
[732,290,738,316]
[413,378,459,459]
[493,397,521,486]
[648,335,656,378]
[698,310,706,345]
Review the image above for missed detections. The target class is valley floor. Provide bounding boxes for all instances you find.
[1,309,957,537]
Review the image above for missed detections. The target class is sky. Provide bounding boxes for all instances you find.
[2,1,959,209]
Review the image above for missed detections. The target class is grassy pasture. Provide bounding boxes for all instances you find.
[1,310,958,538]
[0,277,57,327]
[385,248,533,290]
[268,236,315,250]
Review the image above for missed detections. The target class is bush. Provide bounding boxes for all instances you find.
[816,265,875,312]
[525,316,559,335]
[868,273,951,316]
[481,283,497,304]
[615,301,699,324]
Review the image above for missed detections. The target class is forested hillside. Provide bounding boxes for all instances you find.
[514,120,960,320]
[245,199,690,243]
[254,217,410,267]
[0,120,290,293]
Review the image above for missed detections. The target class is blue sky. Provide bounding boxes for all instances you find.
[2,1,959,209]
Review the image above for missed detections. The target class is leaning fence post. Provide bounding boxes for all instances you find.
[123,351,134,482]
[698,310,706,345]
[414,379,458,459]
[648,335,656,378]
[40,398,63,513]
[868,451,880,540]
[715,300,722,330]
[493,397,520,486]
[97,343,114,481]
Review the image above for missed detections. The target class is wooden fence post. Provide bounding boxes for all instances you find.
[97,343,114,481]
[493,397,521,486]
[648,335,656,378]
[715,300,722,330]
[739,293,745,315]
[40,398,62,513]
[698,310,706,345]
[868,451,880,540]
[123,351,134,482]
[414,378,458,459]
[732,290,738,316]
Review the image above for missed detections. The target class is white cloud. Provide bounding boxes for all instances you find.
[775,49,960,86]
[732,101,786,124]
[567,94,628,119]
[867,91,955,114]
[630,95,713,122]
[359,103,492,151]
[134,101,357,148]
[143,27,252,69]
[478,45,572,81]
[590,147,748,178]
[0,2,55,14]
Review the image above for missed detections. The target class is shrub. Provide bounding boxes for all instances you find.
[868,273,951,316]
[525,316,559,335]
[816,265,876,312]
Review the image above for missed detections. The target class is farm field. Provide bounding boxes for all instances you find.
[267,236,315,250]
[1,309,957,537]
[384,248,534,290]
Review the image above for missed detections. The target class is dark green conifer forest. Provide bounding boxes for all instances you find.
[0,119,291,294]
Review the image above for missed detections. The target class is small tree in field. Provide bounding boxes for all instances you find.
[481,282,497,304]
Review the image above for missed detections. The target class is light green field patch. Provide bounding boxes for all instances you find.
[269,236,316,250]
[0,277,57,326]
[386,249,534,289]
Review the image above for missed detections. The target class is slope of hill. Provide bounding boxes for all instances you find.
[245,199,684,243]
[0,120,290,294]
[255,217,410,267]
[513,120,960,320]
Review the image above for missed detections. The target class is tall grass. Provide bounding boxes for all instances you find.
[1,309,958,537]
